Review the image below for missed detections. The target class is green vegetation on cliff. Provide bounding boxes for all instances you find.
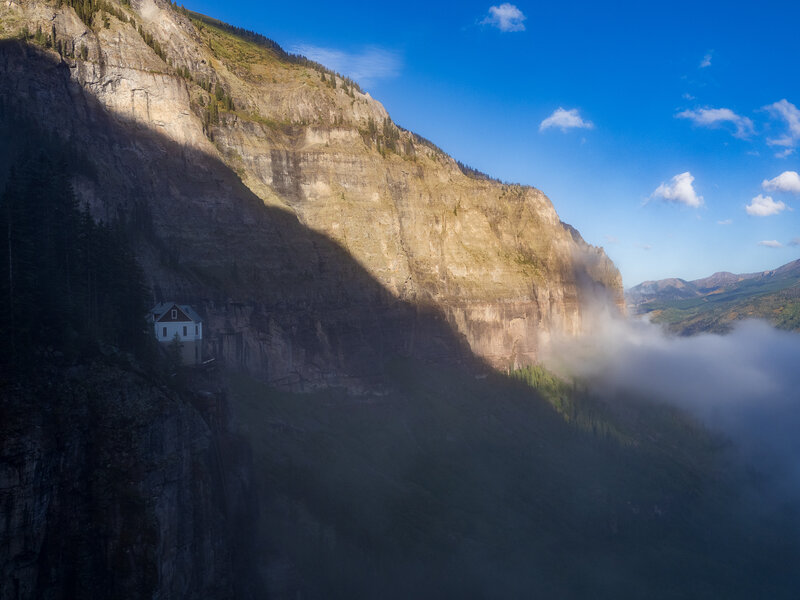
[187,9,364,94]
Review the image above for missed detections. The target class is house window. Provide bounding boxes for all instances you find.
[171,309,177,319]
[183,326,187,337]
[195,325,198,335]
[162,327,167,338]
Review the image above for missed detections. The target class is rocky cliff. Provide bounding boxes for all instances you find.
[0,362,259,599]
[0,0,622,386]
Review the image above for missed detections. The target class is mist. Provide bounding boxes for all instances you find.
[542,305,800,501]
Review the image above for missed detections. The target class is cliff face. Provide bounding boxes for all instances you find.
[0,0,623,386]
[0,364,258,599]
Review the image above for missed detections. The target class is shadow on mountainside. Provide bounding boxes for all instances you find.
[0,40,480,388]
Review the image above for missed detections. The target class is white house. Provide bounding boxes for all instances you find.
[150,303,203,364]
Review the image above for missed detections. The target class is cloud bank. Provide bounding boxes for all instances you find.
[539,108,594,132]
[540,311,800,499]
[651,172,703,207]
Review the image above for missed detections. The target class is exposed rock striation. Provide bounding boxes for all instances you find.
[0,0,622,386]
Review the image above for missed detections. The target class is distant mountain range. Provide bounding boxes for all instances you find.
[626,258,800,334]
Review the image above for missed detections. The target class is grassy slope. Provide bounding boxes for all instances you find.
[641,271,800,335]
[227,361,799,599]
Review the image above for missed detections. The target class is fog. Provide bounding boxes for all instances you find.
[541,306,800,498]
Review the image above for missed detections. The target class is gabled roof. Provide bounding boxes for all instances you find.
[181,305,203,323]
[150,303,203,323]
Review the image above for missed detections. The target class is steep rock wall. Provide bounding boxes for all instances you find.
[0,0,623,384]
[0,365,259,600]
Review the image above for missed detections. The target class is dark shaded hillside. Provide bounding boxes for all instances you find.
[0,105,261,599]
[1,363,260,600]
[627,259,800,335]
[230,363,800,599]
[0,122,151,368]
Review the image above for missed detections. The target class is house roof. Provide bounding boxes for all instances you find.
[150,303,203,324]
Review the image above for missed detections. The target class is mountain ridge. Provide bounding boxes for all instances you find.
[626,258,800,334]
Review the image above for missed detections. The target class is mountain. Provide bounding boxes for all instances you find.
[0,0,622,595]
[0,0,621,389]
[5,2,800,599]
[627,259,800,334]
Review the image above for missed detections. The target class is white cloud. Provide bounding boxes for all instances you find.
[746,194,787,217]
[290,44,401,87]
[765,99,800,148]
[651,172,703,208]
[717,219,733,225]
[676,107,754,138]
[789,237,800,247]
[682,92,696,101]
[604,235,619,244]
[539,107,594,132]
[699,52,712,68]
[775,148,796,159]
[758,240,783,248]
[481,3,527,32]
[763,171,800,194]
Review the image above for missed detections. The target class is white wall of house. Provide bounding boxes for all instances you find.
[154,320,203,343]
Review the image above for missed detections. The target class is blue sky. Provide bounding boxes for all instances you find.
[183,0,800,286]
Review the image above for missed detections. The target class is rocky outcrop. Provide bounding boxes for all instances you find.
[0,0,622,386]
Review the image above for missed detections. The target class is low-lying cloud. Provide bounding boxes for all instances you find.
[540,308,800,496]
